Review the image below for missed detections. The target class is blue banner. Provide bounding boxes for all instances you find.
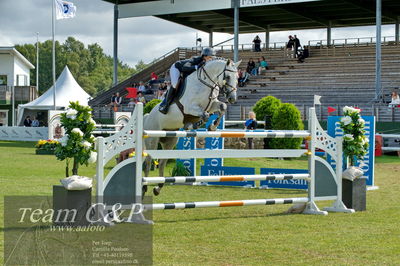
[176,131,195,175]
[327,116,375,186]
[204,115,224,167]
[260,168,308,189]
[200,166,255,187]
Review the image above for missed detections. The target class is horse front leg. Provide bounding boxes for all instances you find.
[207,101,227,131]
[184,104,210,129]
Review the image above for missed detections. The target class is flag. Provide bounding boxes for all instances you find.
[313,95,321,105]
[55,0,76,20]
[327,106,336,113]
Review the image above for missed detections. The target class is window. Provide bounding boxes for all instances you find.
[0,75,7,85]
[16,74,27,86]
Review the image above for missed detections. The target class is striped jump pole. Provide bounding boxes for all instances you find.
[144,130,310,139]
[148,197,309,210]
[143,174,310,184]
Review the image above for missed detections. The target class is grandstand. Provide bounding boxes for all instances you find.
[90,38,400,122]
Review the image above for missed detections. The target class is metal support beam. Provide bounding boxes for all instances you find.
[113,4,118,86]
[375,0,382,101]
[233,0,239,62]
[396,17,400,44]
[209,31,213,47]
[265,26,270,49]
[327,21,332,46]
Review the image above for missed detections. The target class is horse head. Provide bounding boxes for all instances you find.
[221,59,241,104]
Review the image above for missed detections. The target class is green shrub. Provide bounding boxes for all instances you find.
[253,96,281,121]
[144,99,162,114]
[171,161,191,176]
[270,103,304,149]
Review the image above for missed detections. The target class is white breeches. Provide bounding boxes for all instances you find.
[170,64,180,88]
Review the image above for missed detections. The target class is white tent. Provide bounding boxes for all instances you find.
[17,66,91,125]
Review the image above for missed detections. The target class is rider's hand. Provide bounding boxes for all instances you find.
[195,65,198,70]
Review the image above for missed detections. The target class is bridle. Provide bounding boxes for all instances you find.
[197,62,237,107]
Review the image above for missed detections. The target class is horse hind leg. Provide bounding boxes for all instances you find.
[153,137,178,196]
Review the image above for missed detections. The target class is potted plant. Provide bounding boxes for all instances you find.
[35,139,59,155]
[339,106,369,211]
[53,101,97,226]
[54,101,97,178]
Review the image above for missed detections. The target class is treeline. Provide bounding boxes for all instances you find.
[16,37,148,96]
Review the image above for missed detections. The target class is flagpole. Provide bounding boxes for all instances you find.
[36,32,39,94]
[52,0,56,110]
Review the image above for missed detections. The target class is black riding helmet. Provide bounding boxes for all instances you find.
[201,47,216,57]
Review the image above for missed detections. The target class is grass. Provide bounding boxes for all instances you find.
[1,141,400,265]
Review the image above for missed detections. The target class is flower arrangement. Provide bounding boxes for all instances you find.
[339,106,369,166]
[36,139,59,151]
[54,101,97,177]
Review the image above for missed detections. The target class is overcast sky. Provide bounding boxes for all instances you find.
[0,0,397,67]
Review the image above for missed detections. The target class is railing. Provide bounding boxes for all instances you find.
[307,36,396,47]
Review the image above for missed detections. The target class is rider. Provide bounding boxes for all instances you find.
[159,47,216,114]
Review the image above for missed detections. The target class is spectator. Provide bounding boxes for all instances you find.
[252,58,260,76]
[258,56,269,74]
[238,68,250,87]
[31,117,39,127]
[137,92,146,105]
[246,58,256,75]
[138,81,146,93]
[389,90,400,108]
[158,81,168,99]
[286,35,295,58]
[23,116,32,127]
[112,92,122,112]
[253,35,262,52]
[128,98,136,108]
[297,45,309,63]
[244,111,257,149]
[151,72,158,81]
[293,35,301,58]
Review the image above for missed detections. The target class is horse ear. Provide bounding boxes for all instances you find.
[234,60,242,68]
[226,59,231,65]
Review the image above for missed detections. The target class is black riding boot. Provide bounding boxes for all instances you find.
[159,87,175,114]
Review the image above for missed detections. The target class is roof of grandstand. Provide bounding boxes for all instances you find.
[102,0,400,33]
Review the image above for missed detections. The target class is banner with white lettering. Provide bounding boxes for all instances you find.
[200,166,255,187]
[240,0,320,8]
[260,168,308,189]
[327,116,375,187]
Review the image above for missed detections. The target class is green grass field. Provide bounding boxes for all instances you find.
[1,141,400,265]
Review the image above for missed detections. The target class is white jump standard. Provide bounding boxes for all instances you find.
[95,103,354,224]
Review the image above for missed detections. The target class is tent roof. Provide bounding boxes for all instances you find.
[20,66,91,110]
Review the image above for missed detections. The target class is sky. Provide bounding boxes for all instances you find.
[0,0,397,67]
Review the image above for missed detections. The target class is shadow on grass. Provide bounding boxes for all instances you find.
[0,141,36,149]
[156,211,292,224]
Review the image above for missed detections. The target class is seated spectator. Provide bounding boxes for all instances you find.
[258,56,269,74]
[252,59,260,76]
[246,58,256,75]
[158,81,168,99]
[389,90,400,107]
[297,46,309,63]
[137,92,146,105]
[23,116,32,127]
[31,117,39,127]
[238,68,250,87]
[128,98,136,108]
[151,72,158,81]
[138,81,146,93]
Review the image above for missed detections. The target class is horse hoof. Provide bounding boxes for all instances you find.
[184,123,194,130]
[153,187,161,196]
[201,112,210,121]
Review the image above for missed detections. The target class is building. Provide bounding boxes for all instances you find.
[0,46,37,126]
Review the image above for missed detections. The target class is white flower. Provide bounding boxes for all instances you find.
[343,134,354,141]
[81,140,92,149]
[59,134,69,147]
[361,136,369,144]
[66,109,78,119]
[88,151,97,163]
[89,117,96,125]
[341,116,352,126]
[343,106,360,114]
[71,128,84,137]
[358,118,365,125]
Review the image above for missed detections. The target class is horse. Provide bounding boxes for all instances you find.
[143,58,240,196]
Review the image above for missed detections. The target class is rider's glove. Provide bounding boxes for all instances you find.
[195,65,198,70]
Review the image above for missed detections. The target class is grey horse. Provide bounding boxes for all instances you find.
[143,58,240,196]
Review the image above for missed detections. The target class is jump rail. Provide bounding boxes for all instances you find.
[95,103,354,224]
